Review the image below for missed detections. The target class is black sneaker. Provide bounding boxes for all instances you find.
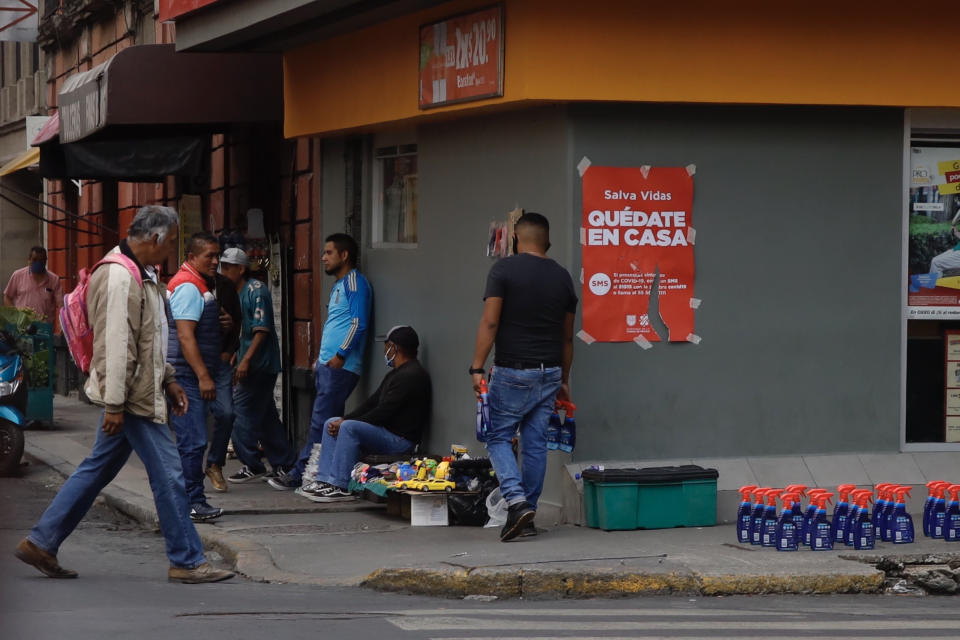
[189,501,223,522]
[500,501,535,542]
[314,487,357,503]
[266,469,301,491]
[227,465,265,483]
[519,521,538,537]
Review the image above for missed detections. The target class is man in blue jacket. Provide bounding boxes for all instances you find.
[268,233,371,490]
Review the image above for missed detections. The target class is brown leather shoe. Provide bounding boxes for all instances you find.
[205,464,228,492]
[14,538,78,578]
[168,562,235,584]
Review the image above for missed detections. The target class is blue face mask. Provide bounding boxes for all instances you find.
[384,345,397,368]
[29,260,46,275]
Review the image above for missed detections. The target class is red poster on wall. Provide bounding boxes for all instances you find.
[580,165,697,344]
[419,5,503,109]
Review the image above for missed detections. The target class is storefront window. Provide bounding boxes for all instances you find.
[372,144,418,246]
[906,144,960,443]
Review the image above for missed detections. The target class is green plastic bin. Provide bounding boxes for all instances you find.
[25,322,55,424]
[582,465,718,531]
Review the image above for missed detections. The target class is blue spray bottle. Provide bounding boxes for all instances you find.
[889,486,914,544]
[831,484,856,544]
[845,489,871,547]
[749,487,770,546]
[878,484,898,541]
[802,489,828,547]
[945,485,960,542]
[872,483,892,540]
[785,485,807,536]
[556,401,577,453]
[775,492,800,551]
[931,483,949,540]
[809,492,834,551]
[923,481,947,537]
[852,490,875,550]
[736,485,758,543]
[545,408,561,451]
[761,490,781,548]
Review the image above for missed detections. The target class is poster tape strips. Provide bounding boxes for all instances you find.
[577,330,596,344]
[686,163,697,176]
[686,227,696,244]
[577,156,592,177]
[579,268,584,284]
[579,227,586,245]
[686,333,702,345]
[640,165,651,179]
[633,335,653,350]
[689,297,702,309]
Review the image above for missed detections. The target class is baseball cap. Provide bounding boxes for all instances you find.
[220,248,249,266]
[386,325,419,352]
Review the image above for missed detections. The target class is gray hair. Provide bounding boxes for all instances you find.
[127,206,179,244]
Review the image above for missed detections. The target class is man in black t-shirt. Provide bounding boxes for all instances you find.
[471,212,578,541]
[297,325,431,503]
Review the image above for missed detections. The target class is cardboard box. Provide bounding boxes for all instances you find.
[410,492,448,526]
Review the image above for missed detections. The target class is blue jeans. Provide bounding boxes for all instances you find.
[485,366,562,508]
[289,364,359,481]
[318,418,414,489]
[232,371,296,474]
[169,375,210,505]
[206,362,234,468]
[29,412,206,569]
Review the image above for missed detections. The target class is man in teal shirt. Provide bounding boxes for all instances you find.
[218,248,296,482]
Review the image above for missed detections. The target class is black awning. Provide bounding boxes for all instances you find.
[36,43,280,181]
[40,137,206,181]
[58,43,281,143]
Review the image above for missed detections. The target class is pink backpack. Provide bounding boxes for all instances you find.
[60,253,143,375]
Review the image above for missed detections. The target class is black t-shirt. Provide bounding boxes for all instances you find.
[215,273,242,355]
[483,253,578,364]
[343,359,432,444]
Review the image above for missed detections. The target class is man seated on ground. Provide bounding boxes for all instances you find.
[294,325,431,502]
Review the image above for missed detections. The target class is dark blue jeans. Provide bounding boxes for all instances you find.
[169,375,210,505]
[232,371,296,474]
[29,412,206,569]
[317,418,413,488]
[206,362,234,468]
[289,364,359,481]
[485,366,562,508]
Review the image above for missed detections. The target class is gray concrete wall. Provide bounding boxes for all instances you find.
[316,104,905,472]
[568,104,904,459]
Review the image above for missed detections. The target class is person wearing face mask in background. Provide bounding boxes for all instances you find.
[3,246,63,323]
[217,249,297,485]
[293,325,431,503]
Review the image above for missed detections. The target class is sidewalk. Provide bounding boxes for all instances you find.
[20,395,960,598]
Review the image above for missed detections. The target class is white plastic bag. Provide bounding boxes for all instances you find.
[302,443,322,486]
[484,487,508,528]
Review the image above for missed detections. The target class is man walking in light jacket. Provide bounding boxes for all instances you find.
[13,206,234,584]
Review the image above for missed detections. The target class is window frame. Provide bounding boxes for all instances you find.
[371,140,419,249]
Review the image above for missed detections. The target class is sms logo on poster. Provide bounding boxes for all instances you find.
[588,273,612,296]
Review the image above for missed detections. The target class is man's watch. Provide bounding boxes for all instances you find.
[468,367,485,375]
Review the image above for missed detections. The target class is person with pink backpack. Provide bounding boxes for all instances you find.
[14,206,233,584]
